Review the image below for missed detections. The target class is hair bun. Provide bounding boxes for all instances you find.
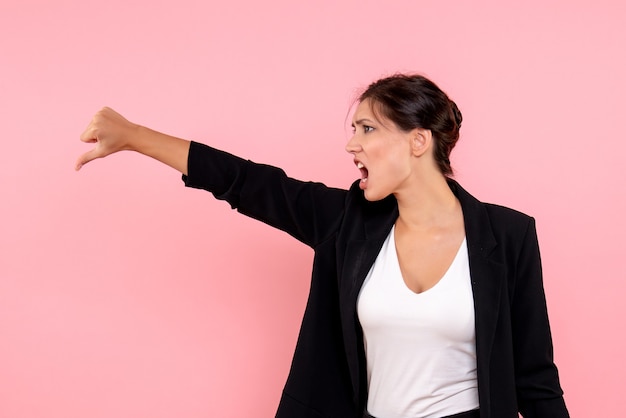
[450,100,463,129]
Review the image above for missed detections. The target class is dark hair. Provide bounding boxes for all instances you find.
[359,74,462,176]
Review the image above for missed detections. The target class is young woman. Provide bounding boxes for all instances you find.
[76,74,569,418]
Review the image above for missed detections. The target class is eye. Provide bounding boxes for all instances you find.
[363,125,374,133]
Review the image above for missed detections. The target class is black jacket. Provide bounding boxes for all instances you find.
[183,141,569,418]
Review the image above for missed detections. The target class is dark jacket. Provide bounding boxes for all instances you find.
[183,141,569,418]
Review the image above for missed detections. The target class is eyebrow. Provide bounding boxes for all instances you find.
[351,118,375,127]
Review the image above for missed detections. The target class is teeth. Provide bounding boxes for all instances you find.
[357,162,364,169]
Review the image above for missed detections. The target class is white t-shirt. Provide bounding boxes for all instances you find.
[357,226,479,418]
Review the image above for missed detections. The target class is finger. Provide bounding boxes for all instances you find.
[75,148,101,171]
[80,108,107,142]
[79,124,98,143]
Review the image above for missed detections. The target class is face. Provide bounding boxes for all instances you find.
[346,99,416,201]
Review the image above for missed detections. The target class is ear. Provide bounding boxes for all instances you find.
[410,128,432,157]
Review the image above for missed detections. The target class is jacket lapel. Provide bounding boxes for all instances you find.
[339,202,398,404]
[451,180,505,411]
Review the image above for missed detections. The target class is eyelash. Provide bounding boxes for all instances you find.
[351,125,375,134]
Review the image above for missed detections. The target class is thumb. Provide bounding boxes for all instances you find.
[75,148,102,171]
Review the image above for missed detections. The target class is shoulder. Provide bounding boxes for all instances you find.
[483,202,533,226]
[450,179,536,241]
[483,203,537,248]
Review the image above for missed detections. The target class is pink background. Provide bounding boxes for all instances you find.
[1,0,624,416]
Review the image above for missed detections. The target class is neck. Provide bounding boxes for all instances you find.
[394,172,459,229]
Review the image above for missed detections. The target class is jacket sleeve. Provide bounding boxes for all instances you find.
[181,141,348,248]
[512,218,569,418]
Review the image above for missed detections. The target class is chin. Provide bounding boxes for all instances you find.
[363,189,388,202]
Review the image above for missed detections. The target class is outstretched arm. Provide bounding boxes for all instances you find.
[76,107,191,175]
[76,107,349,248]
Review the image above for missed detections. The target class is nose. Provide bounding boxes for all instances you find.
[345,133,361,154]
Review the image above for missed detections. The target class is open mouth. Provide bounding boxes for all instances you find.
[356,161,368,183]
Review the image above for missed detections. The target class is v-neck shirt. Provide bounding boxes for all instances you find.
[357,225,479,418]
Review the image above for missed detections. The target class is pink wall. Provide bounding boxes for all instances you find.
[1,0,624,416]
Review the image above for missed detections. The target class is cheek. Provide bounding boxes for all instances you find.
[368,138,411,180]
[386,146,412,176]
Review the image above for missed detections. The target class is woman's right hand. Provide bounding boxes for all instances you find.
[76,107,191,175]
[75,107,140,171]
